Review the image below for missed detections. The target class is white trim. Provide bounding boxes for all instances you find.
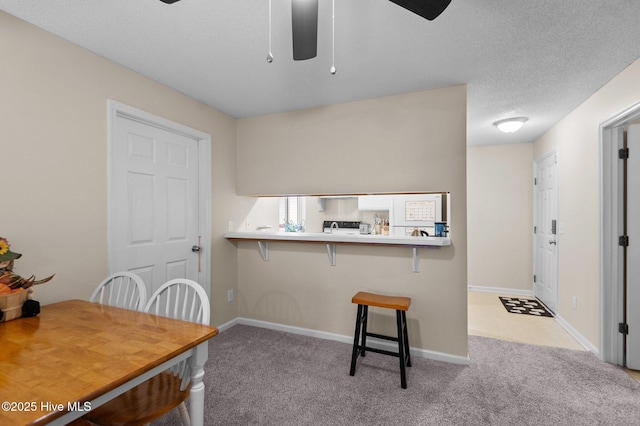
[555,313,599,354]
[215,312,599,365]
[600,124,624,364]
[221,317,471,366]
[106,100,213,297]
[468,285,534,297]
[216,317,239,333]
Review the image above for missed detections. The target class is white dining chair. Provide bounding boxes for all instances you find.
[90,271,148,311]
[80,278,210,426]
[145,278,210,324]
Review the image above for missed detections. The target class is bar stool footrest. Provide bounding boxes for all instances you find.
[357,345,402,358]
[366,332,398,342]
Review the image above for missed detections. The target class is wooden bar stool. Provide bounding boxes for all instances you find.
[349,291,412,389]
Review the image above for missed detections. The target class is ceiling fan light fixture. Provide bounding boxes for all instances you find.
[493,117,528,133]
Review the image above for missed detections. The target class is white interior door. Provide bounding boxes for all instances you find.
[534,151,558,313]
[111,115,201,297]
[626,124,640,369]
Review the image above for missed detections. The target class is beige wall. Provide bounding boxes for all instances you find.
[237,86,467,196]
[235,87,469,357]
[533,58,640,349]
[0,11,239,327]
[467,143,533,291]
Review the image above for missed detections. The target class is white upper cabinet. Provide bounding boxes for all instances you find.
[358,195,393,211]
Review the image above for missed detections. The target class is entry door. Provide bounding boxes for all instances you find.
[112,114,201,297]
[626,124,640,369]
[534,151,558,313]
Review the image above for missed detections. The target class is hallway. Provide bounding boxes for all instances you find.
[468,290,585,350]
[468,290,640,381]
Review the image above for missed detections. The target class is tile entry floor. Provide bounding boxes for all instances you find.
[468,290,584,350]
[468,290,640,382]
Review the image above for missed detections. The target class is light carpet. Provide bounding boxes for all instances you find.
[153,325,640,425]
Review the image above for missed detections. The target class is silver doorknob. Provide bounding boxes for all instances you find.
[549,240,557,245]
[191,245,201,252]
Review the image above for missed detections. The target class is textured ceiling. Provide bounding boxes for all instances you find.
[2,0,640,146]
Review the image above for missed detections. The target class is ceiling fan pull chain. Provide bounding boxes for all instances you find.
[330,0,336,74]
[267,0,274,63]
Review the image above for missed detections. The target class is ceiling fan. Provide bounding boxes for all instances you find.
[159,0,452,61]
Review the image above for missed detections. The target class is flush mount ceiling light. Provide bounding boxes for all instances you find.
[493,117,528,133]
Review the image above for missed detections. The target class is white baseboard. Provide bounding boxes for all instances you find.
[218,302,596,364]
[224,317,470,366]
[217,317,239,333]
[555,314,599,355]
[468,285,534,297]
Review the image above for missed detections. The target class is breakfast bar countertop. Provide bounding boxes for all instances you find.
[224,231,451,247]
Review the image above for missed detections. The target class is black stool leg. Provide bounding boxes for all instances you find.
[360,305,368,357]
[396,310,407,389]
[402,311,411,367]
[350,304,363,376]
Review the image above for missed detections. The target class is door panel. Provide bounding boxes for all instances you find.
[534,152,558,313]
[167,177,188,238]
[113,116,200,297]
[627,124,640,369]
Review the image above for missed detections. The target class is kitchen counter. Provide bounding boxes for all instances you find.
[224,231,451,272]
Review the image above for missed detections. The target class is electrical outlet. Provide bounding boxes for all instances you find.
[246,220,251,230]
[227,289,234,302]
[228,221,233,232]
[572,296,577,310]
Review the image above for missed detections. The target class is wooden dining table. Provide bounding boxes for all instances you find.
[0,299,219,425]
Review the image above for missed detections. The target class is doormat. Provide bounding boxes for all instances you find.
[498,296,554,317]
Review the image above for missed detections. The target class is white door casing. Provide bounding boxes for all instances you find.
[533,151,559,313]
[107,101,211,298]
[626,124,640,369]
[599,102,640,365]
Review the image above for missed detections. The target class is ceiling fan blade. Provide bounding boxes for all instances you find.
[292,0,318,61]
[388,0,452,21]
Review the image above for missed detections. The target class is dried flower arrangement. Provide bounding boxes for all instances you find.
[0,236,54,322]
